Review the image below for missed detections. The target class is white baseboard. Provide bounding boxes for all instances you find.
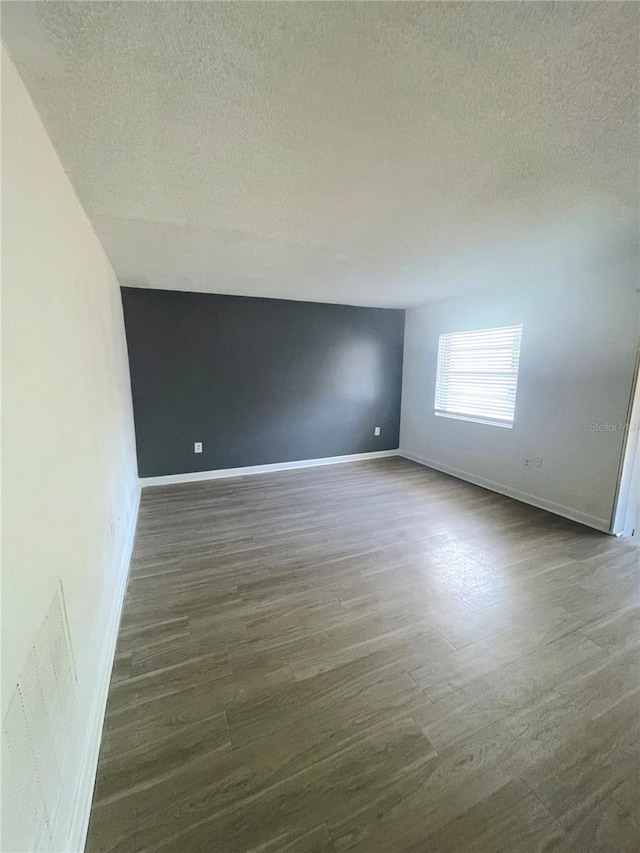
[399,449,611,533]
[66,486,141,853]
[140,449,400,488]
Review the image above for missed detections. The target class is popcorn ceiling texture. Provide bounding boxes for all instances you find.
[2,1,638,307]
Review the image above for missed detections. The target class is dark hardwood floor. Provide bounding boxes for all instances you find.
[85,457,639,853]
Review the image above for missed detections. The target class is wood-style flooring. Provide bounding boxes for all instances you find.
[85,457,639,853]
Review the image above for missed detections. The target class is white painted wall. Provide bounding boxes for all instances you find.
[400,211,639,531]
[1,49,139,850]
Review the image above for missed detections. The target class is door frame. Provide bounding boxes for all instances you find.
[611,342,640,536]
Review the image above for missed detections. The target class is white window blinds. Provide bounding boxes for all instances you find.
[434,325,523,427]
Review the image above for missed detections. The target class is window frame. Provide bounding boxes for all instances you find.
[433,324,523,429]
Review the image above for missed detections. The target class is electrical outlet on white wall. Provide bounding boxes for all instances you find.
[374,427,381,436]
[524,457,543,471]
[194,442,203,454]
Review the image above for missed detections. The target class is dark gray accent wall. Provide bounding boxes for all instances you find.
[121,288,405,477]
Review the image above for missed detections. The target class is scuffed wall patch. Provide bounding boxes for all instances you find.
[2,583,78,851]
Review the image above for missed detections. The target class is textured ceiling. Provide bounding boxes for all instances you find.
[2,2,638,307]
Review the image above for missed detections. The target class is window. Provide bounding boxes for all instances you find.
[434,324,522,428]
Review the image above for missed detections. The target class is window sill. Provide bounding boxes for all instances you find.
[434,411,514,429]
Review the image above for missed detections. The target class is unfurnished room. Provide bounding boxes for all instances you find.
[1,2,639,852]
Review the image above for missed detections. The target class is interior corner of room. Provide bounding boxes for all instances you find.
[1,3,639,852]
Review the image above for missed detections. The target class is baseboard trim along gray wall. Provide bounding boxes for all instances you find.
[140,449,400,488]
[122,288,405,478]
